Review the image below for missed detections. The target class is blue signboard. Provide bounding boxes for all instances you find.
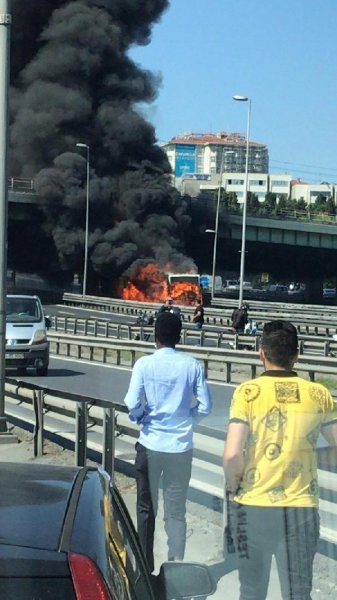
[175,144,196,177]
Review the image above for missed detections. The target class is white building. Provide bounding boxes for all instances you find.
[177,172,292,201]
[163,132,269,179]
[291,180,335,205]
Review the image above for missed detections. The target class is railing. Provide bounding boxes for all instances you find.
[8,177,35,192]
[222,205,337,225]
[5,376,127,483]
[62,293,337,336]
[48,331,337,384]
[51,316,337,357]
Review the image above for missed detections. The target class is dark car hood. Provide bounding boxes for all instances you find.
[0,463,80,550]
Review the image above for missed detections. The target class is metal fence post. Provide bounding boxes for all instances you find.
[33,389,44,457]
[103,406,115,483]
[75,401,87,467]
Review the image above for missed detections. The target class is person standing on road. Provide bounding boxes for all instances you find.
[124,312,212,573]
[223,320,337,600]
[158,296,181,319]
[192,297,204,330]
[231,303,249,333]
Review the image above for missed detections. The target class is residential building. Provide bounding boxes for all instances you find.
[163,132,269,179]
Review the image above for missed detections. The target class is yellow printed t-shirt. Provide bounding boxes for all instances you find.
[229,372,337,507]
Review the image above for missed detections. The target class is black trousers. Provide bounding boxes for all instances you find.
[229,503,320,600]
[135,442,192,573]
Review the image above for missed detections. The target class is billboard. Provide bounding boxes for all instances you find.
[175,144,196,177]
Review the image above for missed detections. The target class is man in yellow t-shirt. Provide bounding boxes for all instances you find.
[223,320,337,600]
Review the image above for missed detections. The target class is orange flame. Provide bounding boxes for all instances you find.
[120,262,200,305]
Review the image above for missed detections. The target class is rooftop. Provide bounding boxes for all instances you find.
[165,131,266,148]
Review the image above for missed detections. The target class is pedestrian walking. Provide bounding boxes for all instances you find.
[192,297,204,330]
[223,319,337,599]
[124,312,212,573]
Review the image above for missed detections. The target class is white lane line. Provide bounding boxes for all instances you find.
[55,304,131,318]
[57,311,76,316]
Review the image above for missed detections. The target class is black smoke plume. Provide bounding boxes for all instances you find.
[9,1,196,293]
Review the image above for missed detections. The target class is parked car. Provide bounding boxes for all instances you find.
[0,463,215,599]
[5,295,51,376]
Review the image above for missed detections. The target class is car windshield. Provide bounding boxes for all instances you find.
[6,298,41,323]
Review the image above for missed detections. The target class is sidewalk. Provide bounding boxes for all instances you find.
[1,427,336,599]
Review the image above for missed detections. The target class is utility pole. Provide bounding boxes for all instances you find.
[0,1,11,437]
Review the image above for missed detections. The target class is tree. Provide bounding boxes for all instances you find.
[295,198,307,212]
[312,194,329,213]
[247,192,260,215]
[262,192,277,216]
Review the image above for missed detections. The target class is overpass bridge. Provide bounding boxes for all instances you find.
[8,180,337,299]
[8,178,337,251]
[223,210,337,251]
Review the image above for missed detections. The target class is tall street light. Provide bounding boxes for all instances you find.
[233,95,251,307]
[206,149,234,299]
[0,1,11,436]
[76,143,90,296]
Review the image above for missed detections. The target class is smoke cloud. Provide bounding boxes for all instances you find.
[9,1,196,292]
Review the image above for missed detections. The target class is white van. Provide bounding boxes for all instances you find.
[6,295,50,376]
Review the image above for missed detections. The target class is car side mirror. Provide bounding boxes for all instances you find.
[154,562,215,599]
[45,316,52,329]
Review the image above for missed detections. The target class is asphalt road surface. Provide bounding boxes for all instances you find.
[14,355,234,434]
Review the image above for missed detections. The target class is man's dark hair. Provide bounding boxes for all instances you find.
[261,320,298,369]
[155,312,182,347]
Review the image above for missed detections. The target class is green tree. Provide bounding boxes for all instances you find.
[295,198,307,211]
[326,197,335,215]
[312,194,328,213]
[247,192,260,215]
[262,192,277,216]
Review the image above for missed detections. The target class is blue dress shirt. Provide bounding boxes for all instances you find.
[124,347,212,453]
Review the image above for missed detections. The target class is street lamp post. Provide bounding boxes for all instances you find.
[233,95,251,307]
[207,150,234,299]
[76,143,90,296]
[0,1,11,436]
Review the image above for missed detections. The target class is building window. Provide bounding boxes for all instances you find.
[271,180,289,187]
[249,180,264,186]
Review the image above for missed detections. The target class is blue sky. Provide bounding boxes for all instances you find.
[130,0,337,182]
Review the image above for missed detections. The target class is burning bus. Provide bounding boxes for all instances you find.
[120,261,202,306]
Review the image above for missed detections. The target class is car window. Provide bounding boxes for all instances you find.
[6,298,41,323]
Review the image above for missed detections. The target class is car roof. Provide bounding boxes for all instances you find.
[0,463,81,551]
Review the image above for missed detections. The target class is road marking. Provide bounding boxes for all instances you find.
[55,304,125,318]
[57,311,76,316]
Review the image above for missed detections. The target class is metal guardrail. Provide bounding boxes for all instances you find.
[223,206,337,225]
[48,331,337,384]
[5,376,127,483]
[51,316,337,357]
[62,293,337,335]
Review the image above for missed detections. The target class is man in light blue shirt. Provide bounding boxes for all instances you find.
[124,311,212,572]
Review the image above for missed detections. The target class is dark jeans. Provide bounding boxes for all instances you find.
[229,503,320,600]
[135,442,192,572]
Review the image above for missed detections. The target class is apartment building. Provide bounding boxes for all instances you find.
[163,132,269,178]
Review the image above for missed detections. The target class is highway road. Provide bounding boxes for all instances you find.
[16,354,234,435]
